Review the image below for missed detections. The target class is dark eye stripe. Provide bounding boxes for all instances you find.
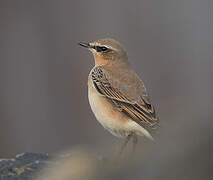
[95,46,108,52]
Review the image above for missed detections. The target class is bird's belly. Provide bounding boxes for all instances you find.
[88,85,153,140]
[88,87,131,138]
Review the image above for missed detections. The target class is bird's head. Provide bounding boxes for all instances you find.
[79,38,128,66]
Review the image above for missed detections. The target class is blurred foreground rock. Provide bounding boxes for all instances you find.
[1,116,213,180]
[0,153,53,180]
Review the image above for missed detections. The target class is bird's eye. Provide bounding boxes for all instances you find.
[95,46,109,52]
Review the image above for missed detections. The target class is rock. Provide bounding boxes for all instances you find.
[0,153,53,180]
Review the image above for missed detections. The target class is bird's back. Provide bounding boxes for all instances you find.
[100,63,148,103]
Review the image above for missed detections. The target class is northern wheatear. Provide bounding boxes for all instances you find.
[79,38,159,153]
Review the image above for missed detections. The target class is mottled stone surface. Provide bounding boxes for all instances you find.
[0,153,53,180]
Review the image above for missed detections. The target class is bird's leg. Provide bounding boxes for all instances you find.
[119,134,132,155]
[132,134,138,154]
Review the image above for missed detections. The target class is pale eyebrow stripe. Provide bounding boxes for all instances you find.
[93,43,115,51]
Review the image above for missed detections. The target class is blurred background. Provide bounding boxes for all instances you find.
[0,0,212,157]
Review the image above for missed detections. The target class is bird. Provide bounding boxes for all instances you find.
[79,38,159,154]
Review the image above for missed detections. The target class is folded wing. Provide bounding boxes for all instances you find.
[91,67,159,131]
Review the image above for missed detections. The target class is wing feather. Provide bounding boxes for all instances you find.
[91,66,159,130]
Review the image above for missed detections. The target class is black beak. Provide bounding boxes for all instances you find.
[78,42,91,48]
